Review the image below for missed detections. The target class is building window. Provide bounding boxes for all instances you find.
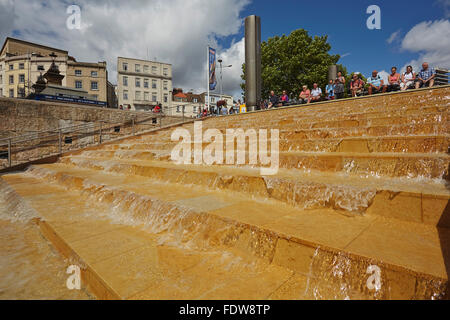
[123,76,128,86]
[123,90,128,100]
[91,81,98,90]
[152,93,157,102]
[164,94,168,103]
[9,89,14,98]
[75,70,82,76]
[163,68,168,76]
[91,71,98,77]
[9,75,14,84]
[123,62,128,71]
[18,88,25,97]
[135,78,141,87]
[0,75,2,84]
[210,97,215,103]
[92,95,98,101]
[144,92,149,101]
[37,65,44,71]
[19,74,25,83]
[135,64,141,73]
[9,64,13,70]
[144,79,149,88]
[193,98,198,103]
[135,91,141,100]
[152,66,157,74]
[19,63,25,70]
[193,106,197,113]
[144,65,149,73]
[152,80,157,89]
[176,106,180,113]
[163,81,168,90]
[75,80,82,89]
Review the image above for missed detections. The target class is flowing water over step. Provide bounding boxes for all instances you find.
[1,87,449,300]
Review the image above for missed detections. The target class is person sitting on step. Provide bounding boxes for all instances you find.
[350,74,365,97]
[310,83,322,103]
[387,67,401,92]
[367,70,387,95]
[415,62,435,89]
[299,85,311,104]
[400,65,416,91]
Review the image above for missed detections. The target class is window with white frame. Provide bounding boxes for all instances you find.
[75,80,82,89]
[135,78,141,87]
[75,70,82,76]
[9,64,13,70]
[123,90,128,100]
[144,65,149,73]
[123,62,128,71]
[163,68,168,76]
[144,92,149,101]
[91,81,98,90]
[19,74,25,83]
[91,71,98,77]
[152,79,157,89]
[164,94,168,103]
[163,81,168,90]
[152,93,157,102]
[9,75,14,84]
[152,66,157,74]
[135,91,141,100]
[123,76,128,86]
[9,89,14,97]
[135,64,141,73]
[19,63,25,70]
[144,79,149,88]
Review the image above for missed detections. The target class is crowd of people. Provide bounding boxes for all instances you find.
[264,62,438,107]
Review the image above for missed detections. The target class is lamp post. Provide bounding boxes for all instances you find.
[217,58,232,102]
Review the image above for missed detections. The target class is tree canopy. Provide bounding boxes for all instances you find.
[241,28,347,99]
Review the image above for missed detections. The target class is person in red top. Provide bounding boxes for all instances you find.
[350,74,365,97]
[153,104,161,113]
[299,85,311,104]
[387,67,401,92]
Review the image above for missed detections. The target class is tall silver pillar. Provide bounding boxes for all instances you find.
[328,65,337,82]
[245,15,261,112]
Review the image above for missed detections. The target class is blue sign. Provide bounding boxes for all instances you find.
[209,47,217,91]
[33,94,107,107]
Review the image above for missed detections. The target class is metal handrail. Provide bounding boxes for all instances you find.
[0,111,182,170]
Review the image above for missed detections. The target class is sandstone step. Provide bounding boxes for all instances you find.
[70,148,450,180]
[102,135,450,154]
[206,111,449,131]
[57,156,450,226]
[2,165,449,299]
[136,122,448,143]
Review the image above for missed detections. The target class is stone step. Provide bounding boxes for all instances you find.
[58,156,450,226]
[2,165,448,299]
[137,122,448,143]
[71,148,450,180]
[102,135,450,154]
[204,111,449,131]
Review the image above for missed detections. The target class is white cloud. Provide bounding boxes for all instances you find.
[378,70,389,84]
[1,0,249,97]
[386,30,401,44]
[400,19,450,72]
[435,0,450,18]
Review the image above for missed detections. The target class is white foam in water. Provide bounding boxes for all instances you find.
[0,179,38,223]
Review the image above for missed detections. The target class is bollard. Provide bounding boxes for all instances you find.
[8,138,11,168]
[58,129,62,154]
[99,122,103,144]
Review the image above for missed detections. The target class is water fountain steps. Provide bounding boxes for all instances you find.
[1,164,448,299]
[102,135,450,154]
[57,156,450,226]
[66,150,450,180]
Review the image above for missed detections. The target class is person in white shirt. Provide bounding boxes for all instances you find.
[401,65,416,91]
[310,83,322,103]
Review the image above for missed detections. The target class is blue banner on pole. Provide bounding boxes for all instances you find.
[209,47,217,91]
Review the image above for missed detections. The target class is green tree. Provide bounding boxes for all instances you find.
[241,28,345,99]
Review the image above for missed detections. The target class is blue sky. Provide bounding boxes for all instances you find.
[220,0,449,78]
